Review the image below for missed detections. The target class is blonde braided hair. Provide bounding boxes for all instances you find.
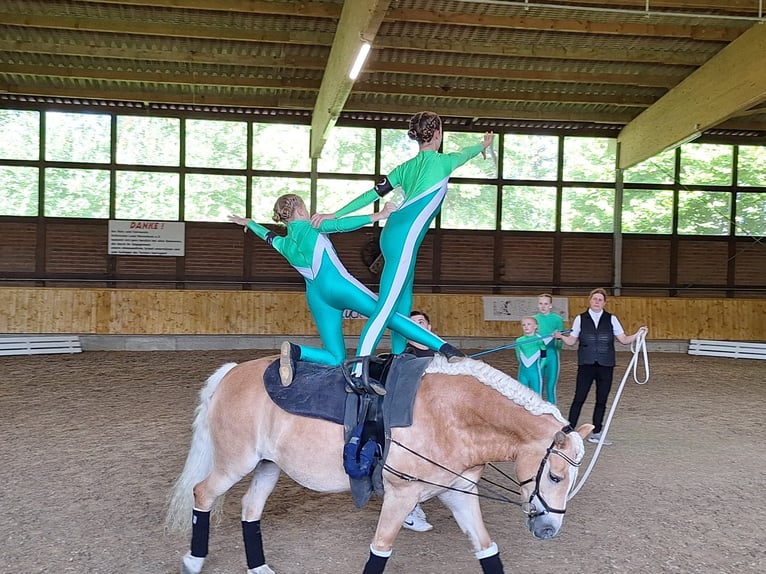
[272,193,304,224]
[407,111,441,144]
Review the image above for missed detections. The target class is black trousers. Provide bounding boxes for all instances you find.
[567,362,614,433]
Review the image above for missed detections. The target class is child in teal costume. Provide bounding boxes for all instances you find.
[534,293,564,404]
[312,111,494,376]
[228,194,454,386]
[515,316,546,395]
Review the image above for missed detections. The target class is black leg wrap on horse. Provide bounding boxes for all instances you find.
[190,508,210,558]
[479,552,504,574]
[242,520,266,569]
[362,547,391,574]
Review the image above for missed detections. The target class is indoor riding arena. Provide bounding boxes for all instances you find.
[2,2,766,574]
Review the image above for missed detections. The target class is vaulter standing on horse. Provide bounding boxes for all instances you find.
[312,111,495,379]
[228,194,456,386]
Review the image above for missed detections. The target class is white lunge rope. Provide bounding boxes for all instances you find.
[568,327,650,499]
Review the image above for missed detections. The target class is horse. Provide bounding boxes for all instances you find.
[165,354,592,574]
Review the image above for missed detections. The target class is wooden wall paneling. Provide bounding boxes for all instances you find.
[115,254,178,277]
[733,240,766,286]
[439,233,495,283]
[622,237,671,284]
[0,221,37,272]
[45,222,108,273]
[677,238,728,286]
[414,234,434,286]
[559,236,613,285]
[184,226,246,277]
[500,234,555,284]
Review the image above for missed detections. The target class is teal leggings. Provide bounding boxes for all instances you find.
[541,348,560,404]
[299,252,447,366]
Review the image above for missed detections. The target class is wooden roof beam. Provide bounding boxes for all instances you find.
[309,0,390,159]
[617,22,766,169]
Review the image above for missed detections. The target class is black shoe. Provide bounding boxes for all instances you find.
[279,341,300,386]
[439,343,466,363]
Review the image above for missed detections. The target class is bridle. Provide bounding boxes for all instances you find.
[518,425,582,518]
[383,425,582,514]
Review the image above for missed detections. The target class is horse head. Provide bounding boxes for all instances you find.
[515,423,593,540]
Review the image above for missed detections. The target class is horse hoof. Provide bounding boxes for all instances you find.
[247,564,276,574]
[181,552,204,574]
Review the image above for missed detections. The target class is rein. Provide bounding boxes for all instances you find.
[383,425,582,517]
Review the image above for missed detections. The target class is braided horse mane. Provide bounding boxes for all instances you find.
[424,355,569,425]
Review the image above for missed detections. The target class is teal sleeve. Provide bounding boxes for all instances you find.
[318,214,373,233]
[334,188,379,218]
[245,220,274,242]
[448,144,485,170]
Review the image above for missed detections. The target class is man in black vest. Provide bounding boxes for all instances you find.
[554,288,647,445]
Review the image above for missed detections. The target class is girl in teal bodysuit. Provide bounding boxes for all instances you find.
[313,112,494,374]
[229,194,451,383]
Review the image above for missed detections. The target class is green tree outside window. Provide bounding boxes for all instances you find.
[46,111,110,163]
[624,149,675,184]
[503,134,558,181]
[622,189,673,233]
[737,145,766,186]
[501,185,556,231]
[561,187,614,232]
[186,119,247,169]
[0,166,38,216]
[563,137,616,182]
[184,173,246,222]
[735,192,766,236]
[441,183,497,230]
[677,190,731,235]
[680,144,733,186]
[115,171,179,220]
[252,123,310,171]
[116,116,180,167]
[0,109,39,160]
[251,177,310,222]
[44,168,110,218]
[318,126,375,174]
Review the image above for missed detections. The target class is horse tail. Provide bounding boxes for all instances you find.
[165,362,238,532]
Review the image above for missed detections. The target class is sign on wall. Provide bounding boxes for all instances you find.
[482,296,569,322]
[108,220,185,256]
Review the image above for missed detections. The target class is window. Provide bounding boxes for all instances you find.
[677,190,731,235]
[46,111,110,163]
[186,119,247,169]
[0,109,39,160]
[680,144,733,186]
[184,174,246,222]
[380,128,418,174]
[251,177,310,222]
[44,168,110,218]
[501,186,556,231]
[0,166,38,216]
[624,149,675,184]
[735,192,766,237]
[115,171,179,220]
[737,145,766,186]
[116,116,180,166]
[622,189,673,233]
[503,134,558,181]
[252,123,310,171]
[441,183,497,230]
[563,137,616,182]
[561,187,614,232]
[316,178,375,215]
[443,132,495,179]
[318,126,375,174]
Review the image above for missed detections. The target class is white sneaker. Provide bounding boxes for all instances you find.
[402,504,433,532]
[587,432,613,445]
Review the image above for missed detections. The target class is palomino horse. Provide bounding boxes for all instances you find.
[166,355,592,574]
